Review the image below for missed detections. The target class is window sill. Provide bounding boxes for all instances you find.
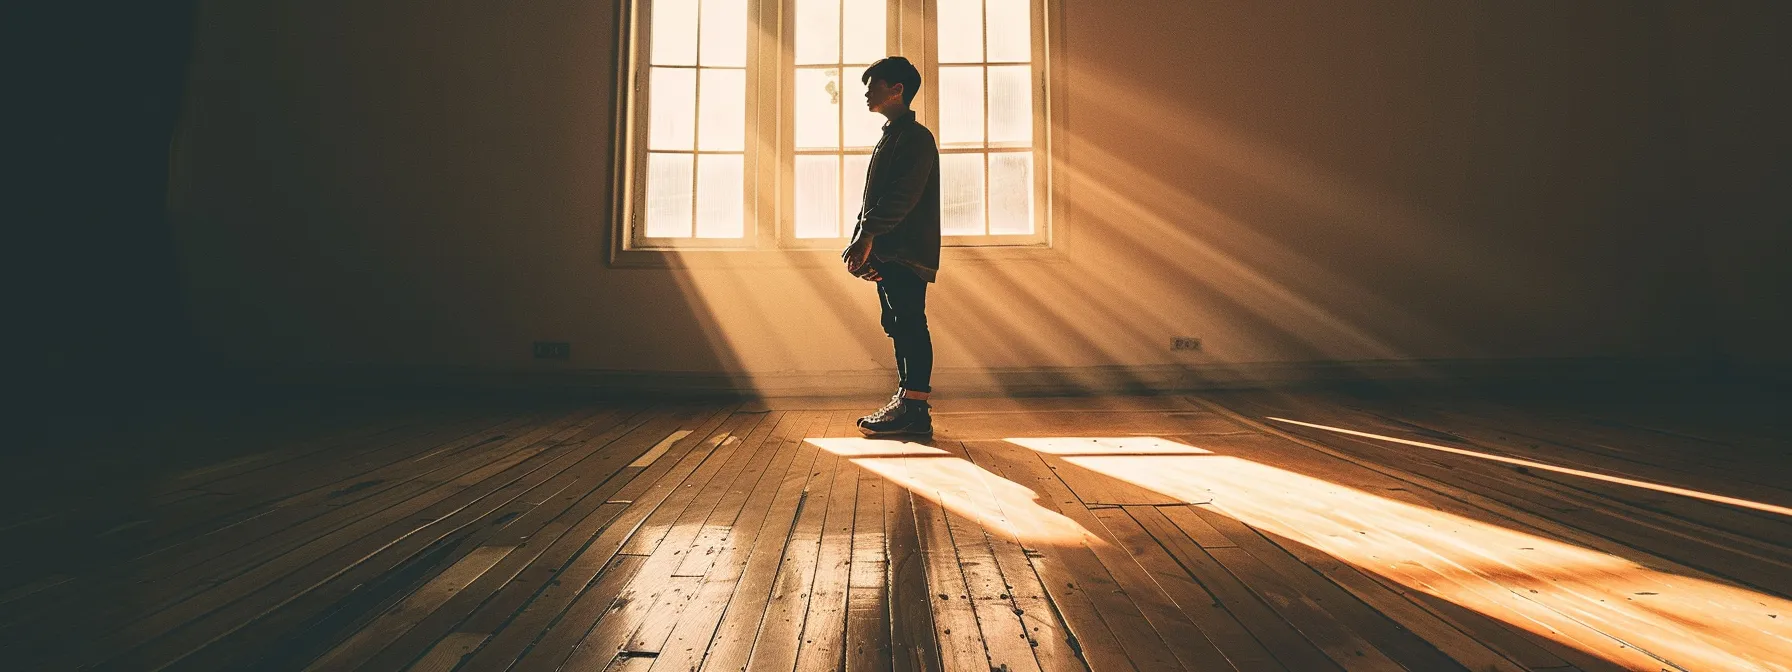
[607,242,1068,269]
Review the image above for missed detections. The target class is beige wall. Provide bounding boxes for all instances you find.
[170,1,1785,390]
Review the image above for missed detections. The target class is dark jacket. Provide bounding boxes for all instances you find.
[852,111,941,282]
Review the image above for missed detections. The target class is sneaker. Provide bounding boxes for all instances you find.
[857,390,907,427]
[859,396,932,437]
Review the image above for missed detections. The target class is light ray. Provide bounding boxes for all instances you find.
[1009,436,1792,670]
[1266,417,1792,518]
[808,438,1095,546]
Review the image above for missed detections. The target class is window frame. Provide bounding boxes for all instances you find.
[776,0,903,250]
[918,0,1051,248]
[608,0,1066,268]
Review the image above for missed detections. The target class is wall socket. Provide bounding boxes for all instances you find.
[1171,337,1203,352]
[533,341,571,360]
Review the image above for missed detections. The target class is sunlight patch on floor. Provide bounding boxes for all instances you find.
[1010,436,1792,671]
[807,438,1096,546]
[1265,417,1792,518]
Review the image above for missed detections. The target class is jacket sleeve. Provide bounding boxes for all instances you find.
[854,129,937,239]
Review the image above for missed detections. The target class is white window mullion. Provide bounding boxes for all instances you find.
[635,0,751,248]
[930,0,1044,246]
[617,0,1048,259]
[981,0,991,236]
[791,0,890,244]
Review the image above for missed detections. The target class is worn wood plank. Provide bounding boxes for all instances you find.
[844,451,894,672]
[960,440,1179,672]
[54,405,633,670]
[886,481,942,672]
[406,631,487,672]
[953,461,1087,672]
[1311,399,1792,549]
[1006,463,1235,672]
[561,574,704,669]
[446,408,750,670]
[795,420,864,672]
[1106,506,1283,672]
[742,435,844,671]
[911,493,993,671]
[525,414,774,670]
[938,410,1246,440]
[1187,505,1465,672]
[1134,505,1340,672]
[0,408,563,639]
[22,389,1792,671]
[169,406,722,672]
[302,545,514,670]
[286,406,726,671]
[175,407,718,672]
[643,411,817,671]
[671,413,794,578]
[936,497,1045,672]
[1204,394,1792,598]
[679,412,832,672]
[1197,394,1792,670]
[1042,454,1185,506]
[1232,523,1528,672]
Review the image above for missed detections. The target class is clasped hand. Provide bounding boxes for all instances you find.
[842,237,881,281]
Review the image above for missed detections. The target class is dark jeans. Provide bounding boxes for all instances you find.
[874,259,932,393]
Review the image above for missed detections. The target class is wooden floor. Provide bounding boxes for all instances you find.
[4,385,1790,671]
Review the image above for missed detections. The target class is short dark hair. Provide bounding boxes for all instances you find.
[862,57,922,105]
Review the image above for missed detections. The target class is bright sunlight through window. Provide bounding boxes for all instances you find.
[936,0,1037,237]
[642,0,747,239]
[622,0,1050,253]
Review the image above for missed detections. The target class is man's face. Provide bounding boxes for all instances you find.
[865,77,904,114]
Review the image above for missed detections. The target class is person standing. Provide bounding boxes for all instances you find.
[841,57,940,438]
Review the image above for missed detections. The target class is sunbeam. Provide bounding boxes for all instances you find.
[807,438,1095,546]
[1010,436,1792,671]
[1266,417,1792,518]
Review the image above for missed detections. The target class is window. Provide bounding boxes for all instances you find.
[633,0,756,248]
[931,0,1040,242]
[613,0,1053,260]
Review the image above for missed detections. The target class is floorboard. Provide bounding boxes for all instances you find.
[7,384,1789,671]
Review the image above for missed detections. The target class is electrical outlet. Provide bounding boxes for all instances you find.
[533,341,571,360]
[1171,337,1202,352]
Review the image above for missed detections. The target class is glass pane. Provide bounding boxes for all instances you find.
[697,68,745,151]
[988,65,1032,146]
[986,0,1030,62]
[795,155,841,238]
[842,0,887,65]
[695,154,744,238]
[989,152,1033,234]
[843,153,872,234]
[645,152,694,237]
[796,0,841,65]
[796,67,842,150]
[937,0,984,64]
[940,153,986,235]
[937,66,984,147]
[844,97,884,149]
[650,0,699,66]
[648,67,697,151]
[698,0,747,67]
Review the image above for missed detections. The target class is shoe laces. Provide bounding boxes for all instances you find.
[866,392,908,423]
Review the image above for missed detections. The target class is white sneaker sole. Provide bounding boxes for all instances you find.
[857,425,933,438]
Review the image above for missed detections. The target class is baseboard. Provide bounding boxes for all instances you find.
[230,356,1722,400]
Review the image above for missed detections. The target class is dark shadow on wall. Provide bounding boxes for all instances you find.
[7,0,210,582]
[17,1,202,417]
[166,1,747,396]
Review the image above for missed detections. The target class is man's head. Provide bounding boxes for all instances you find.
[862,56,921,116]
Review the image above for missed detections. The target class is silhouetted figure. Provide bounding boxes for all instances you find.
[842,56,940,438]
